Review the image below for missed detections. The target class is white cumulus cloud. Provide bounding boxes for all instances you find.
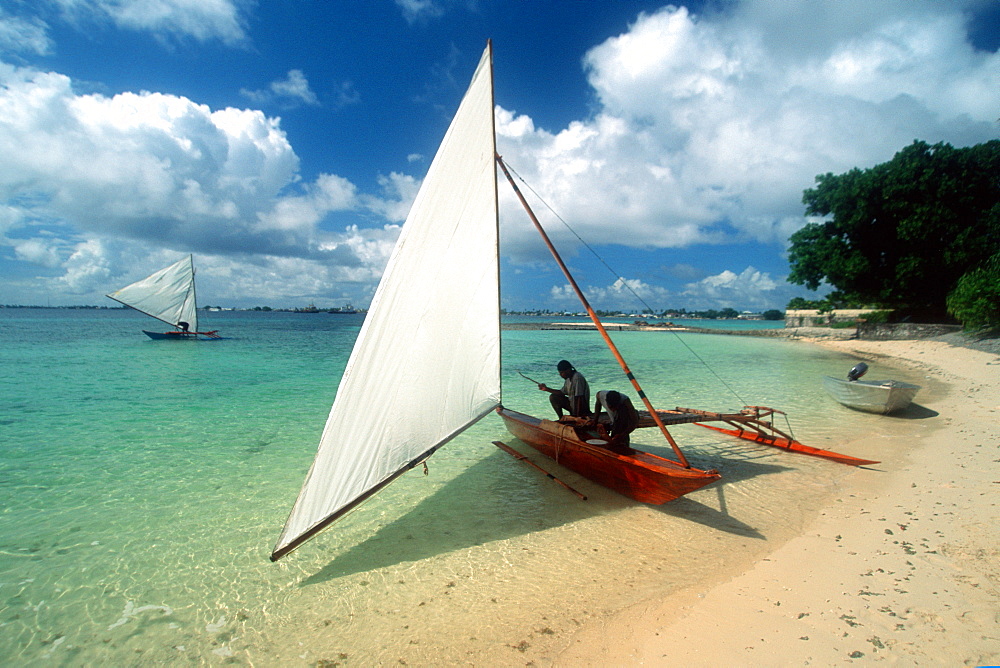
[0,10,52,56]
[0,65,298,250]
[56,0,248,45]
[241,70,323,108]
[681,267,786,310]
[0,61,409,306]
[496,3,999,261]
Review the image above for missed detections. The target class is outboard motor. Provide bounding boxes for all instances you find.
[847,362,868,382]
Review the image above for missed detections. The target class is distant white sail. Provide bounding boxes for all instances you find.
[272,44,500,560]
[107,255,199,332]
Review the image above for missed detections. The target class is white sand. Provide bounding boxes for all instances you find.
[557,338,1000,666]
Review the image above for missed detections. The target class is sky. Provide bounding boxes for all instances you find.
[1,1,998,312]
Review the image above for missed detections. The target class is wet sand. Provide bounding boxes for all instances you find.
[556,336,1000,666]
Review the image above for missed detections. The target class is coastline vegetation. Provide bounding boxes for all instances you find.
[788,139,999,331]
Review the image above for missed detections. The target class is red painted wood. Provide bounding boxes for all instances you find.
[695,423,880,466]
[497,408,720,504]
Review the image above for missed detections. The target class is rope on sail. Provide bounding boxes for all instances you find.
[500,160,749,407]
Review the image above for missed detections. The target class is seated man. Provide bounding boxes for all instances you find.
[537,359,591,420]
[591,390,639,450]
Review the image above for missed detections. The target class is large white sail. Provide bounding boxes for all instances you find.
[107,255,199,332]
[272,44,500,560]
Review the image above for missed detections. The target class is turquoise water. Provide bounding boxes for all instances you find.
[0,309,920,664]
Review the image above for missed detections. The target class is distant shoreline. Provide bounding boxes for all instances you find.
[501,320,856,339]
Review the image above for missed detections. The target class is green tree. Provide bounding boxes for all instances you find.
[786,297,816,310]
[762,309,783,320]
[789,140,1000,320]
[947,253,1000,330]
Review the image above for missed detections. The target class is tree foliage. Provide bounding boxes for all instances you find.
[786,293,870,312]
[947,253,1000,331]
[788,140,1000,320]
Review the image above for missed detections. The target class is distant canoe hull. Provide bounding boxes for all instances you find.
[822,376,921,414]
[142,330,221,340]
[497,407,720,504]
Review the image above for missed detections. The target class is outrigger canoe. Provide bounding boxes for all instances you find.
[497,404,878,505]
[497,407,721,503]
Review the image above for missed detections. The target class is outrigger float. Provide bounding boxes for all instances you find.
[657,406,879,467]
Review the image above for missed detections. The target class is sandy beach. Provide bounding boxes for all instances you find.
[557,335,1000,666]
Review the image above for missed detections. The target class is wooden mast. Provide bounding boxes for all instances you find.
[496,154,692,469]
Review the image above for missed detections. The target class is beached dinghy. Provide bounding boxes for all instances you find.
[271,42,875,561]
[823,362,921,414]
[107,255,221,340]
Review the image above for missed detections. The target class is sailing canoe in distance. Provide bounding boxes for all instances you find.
[107,255,221,339]
[271,44,501,561]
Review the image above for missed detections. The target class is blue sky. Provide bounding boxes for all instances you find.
[1,1,998,311]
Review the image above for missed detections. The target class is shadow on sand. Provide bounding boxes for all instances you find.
[301,443,789,585]
[834,402,938,419]
[891,403,939,419]
[656,453,793,540]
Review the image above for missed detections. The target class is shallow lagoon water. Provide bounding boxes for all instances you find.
[0,309,927,664]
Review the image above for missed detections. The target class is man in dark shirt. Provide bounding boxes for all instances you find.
[537,359,591,419]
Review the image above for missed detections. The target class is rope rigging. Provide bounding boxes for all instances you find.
[502,160,750,407]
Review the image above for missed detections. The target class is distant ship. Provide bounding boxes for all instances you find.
[328,304,358,314]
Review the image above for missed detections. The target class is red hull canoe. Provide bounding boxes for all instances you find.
[497,407,720,504]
